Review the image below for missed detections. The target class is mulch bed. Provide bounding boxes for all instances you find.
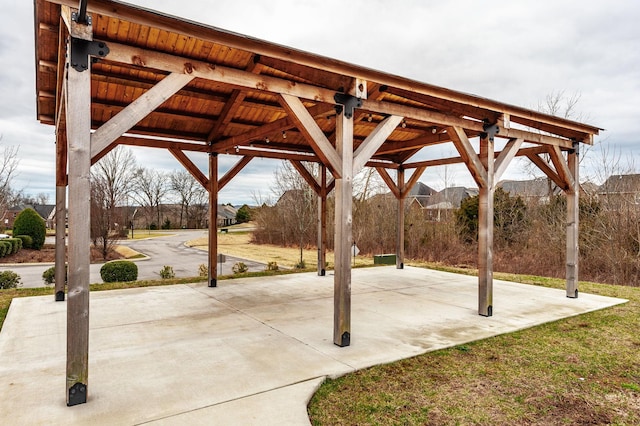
[0,244,123,264]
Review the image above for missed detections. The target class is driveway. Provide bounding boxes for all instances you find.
[0,230,265,288]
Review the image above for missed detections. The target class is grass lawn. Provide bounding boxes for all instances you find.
[2,258,638,424]
[308,267,640,425]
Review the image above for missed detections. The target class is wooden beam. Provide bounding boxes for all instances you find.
[317,165,328,276]
[376,167,400,199]
[65,35,92,406]
[280,94,342,176]
[218,156,252,191]
[54,129,67,302]
[207,58,264,142]
[566,143,580,298]
[60,5,92,40]
[400,166,427,199]
[114,135,210,153]
[548,146,575,192]
[208,153,218,287]
[478,134,495,317]
[333,111,353,347]
[494,138,523,181]
[101,41,579,149]
[448,126,488,188]
[352,115,403,174]
[396,167,405,269]
[168,148,209,188]
[526,153,566,190]
[290,160,321,195]
[90,73,194,160]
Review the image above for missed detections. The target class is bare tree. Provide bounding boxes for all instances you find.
[0,138,19,222]
[169,170,206,228]
[132,167,169,229]
[90,175,119,259]
[91,146,138,232]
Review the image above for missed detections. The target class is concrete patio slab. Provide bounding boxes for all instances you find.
[0,266,626,425]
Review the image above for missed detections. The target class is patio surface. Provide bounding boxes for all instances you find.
[0,266,626,425]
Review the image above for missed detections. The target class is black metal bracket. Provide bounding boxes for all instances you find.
[73,1,90,25]
[70,38,109,72]
[481,122,500,142]
[55,291,65,302]
[336,331,350,347]
[334,93,362,119]
[67,382,87,406]
[570,139,580,156]
[209,278,217,288]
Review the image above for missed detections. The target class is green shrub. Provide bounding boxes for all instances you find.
[100,260,138,282]
[159,265,175,279]
[42,265,67,285]
[5,238,22,254]
[0,242,9,257]
[232,262,248,274]
[198,263,208,277]
[266,261,279,271]
[0,270,22,289]
[12,208,46,250]
[15,235,33,249]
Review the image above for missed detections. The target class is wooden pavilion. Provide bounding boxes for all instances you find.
[34,0,600,406]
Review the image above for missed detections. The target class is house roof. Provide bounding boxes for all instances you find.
[35,0,601,175]
[426,187,478,209]
[598,174,640,194]
[498,178,560,198]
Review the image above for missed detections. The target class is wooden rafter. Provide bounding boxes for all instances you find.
[448,126,488,188]
[290,160,321,195]
[376,167,401,199]
[400,166,427,199]
[280,94,342,177]
[526,152,566,190]
[218,156,252,191]
[548,146,575,191]
[352,115,403,174]
[169,148,209,188]
[494,138,523,181]
[90,73,194,159]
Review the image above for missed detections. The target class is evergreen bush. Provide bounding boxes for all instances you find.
[232,262,248,274]
[5,238,22,254]
[12,208,46,250]
[100,260,138,282]
[0,270,22,289]
[42,265,67,285]
[0,242,9,257]
[15,235,33,249]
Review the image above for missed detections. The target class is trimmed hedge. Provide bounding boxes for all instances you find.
[15,234,33,249]
[42,265,67,285]
[100,260,138,283]
[5,238,22,254]
[0,242,9,257]
[13,208,46,250]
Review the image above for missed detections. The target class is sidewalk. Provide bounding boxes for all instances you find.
[0,267,626,425]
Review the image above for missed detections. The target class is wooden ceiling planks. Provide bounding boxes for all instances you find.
[35,0,601,171]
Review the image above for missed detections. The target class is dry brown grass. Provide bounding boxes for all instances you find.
[186,232,372,268]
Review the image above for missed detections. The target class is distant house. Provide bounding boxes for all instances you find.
[598,174,640,206]
[217,204,237,227]
[2,204,57,229]
[406,182,437,208]
[498,177,560,203]
[425,187,478,221]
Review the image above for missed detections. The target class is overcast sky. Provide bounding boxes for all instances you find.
[1,0,639,205]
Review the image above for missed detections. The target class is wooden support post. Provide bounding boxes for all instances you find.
[478,134,494,317]
[55,185,66,301]
[65,39,91,406]
[566,142,579,298]
[396,167,405,269]
[54,130,67,302]
[317,165,327,276]
[208,153,218,287]
[333,110,353,347]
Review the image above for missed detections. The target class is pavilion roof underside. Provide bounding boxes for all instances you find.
[35,0,601,169]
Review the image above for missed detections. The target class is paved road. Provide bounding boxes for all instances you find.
[0,230,265,288]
